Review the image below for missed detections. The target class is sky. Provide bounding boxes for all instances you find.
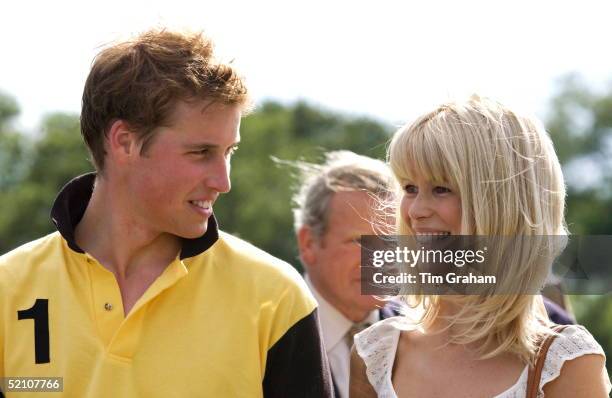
[1,0,612,134]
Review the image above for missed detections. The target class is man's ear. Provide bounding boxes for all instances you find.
[106,119,138,164]
[297,226,319,268]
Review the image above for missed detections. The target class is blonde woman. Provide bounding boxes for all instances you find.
[350,96,611,397]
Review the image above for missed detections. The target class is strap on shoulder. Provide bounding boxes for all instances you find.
[526,324,569,398]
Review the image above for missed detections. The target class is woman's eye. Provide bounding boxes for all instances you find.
[404,184,418,194]
[433,186,451,194]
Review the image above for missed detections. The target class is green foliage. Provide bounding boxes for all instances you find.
[0,91,19,127]
[0,92,27,190]
[28,113,92,188]
[566,187,612,235]
[0,105,92,253]
[546,74,612,381]
[0,130,29,190]
[546,74,612,234]
[213,100,390,267]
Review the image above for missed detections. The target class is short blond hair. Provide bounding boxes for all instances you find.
[81,28,250,171]
[388,95,567,363]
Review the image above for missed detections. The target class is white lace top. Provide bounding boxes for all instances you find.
[354,316,611,398]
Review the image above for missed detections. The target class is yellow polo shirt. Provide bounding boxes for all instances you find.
[0,173,332,397]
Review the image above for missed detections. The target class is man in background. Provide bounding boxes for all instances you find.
[293,150,398,398]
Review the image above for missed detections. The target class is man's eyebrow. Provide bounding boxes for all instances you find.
[184,143,217,150]
[183,140,241,150]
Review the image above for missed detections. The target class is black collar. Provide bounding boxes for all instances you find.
[50,173,219,260]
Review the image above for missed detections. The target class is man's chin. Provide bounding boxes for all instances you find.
[177,222,208,239]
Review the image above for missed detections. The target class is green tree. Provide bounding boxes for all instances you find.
[546,74,612,234]
[546,74,612,382]
[0,92,19,125]
[0,108,92,253]
[213,100,391,267]
[0,92,28,191]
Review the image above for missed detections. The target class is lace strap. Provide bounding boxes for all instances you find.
[354,317,405,394]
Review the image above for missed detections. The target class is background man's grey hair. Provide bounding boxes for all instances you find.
[292,150,396,238]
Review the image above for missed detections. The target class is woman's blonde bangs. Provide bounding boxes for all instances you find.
[390,110,462,190]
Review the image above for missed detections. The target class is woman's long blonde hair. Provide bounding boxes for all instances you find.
[388,95,568,363]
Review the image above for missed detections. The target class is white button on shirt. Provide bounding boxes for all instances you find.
[304,275,380,398]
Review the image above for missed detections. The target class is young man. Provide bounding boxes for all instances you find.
[0,29,332,397]
[293,151,399,398]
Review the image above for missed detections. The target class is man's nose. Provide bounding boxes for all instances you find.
[206,158,231,194]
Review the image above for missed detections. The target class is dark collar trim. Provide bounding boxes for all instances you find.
[50,172,219,260]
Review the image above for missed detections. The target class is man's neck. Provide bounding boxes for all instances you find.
[305,275,371,323]
[74,177,181,280]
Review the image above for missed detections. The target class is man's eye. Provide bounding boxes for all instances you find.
[433,186,451,194]
[192,149,210,156]
[404,184,418,194]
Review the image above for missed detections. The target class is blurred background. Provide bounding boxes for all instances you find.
[1,0,610,382]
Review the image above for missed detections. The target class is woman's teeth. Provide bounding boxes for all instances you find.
[415,232,451,243]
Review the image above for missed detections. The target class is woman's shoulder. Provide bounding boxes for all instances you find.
[545,324,605,364]
[353,316,415,395]
[539,324,611,395]
[355,316,414,348]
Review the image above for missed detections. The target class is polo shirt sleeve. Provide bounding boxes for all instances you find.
[217,232,334,397]
[263,308,333,398]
